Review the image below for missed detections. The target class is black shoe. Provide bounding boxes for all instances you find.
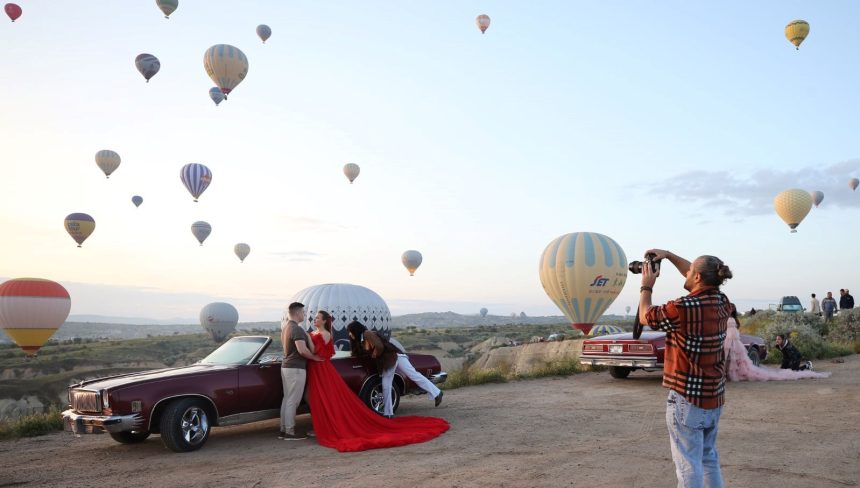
[435,391,444,407]
[384,414,394,419]
[281,431,307,441]
[278,431,287,439]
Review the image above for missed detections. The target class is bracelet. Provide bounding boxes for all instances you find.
[640,286,653,293]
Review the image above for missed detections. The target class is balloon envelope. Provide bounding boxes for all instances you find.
[784,19,809,49]
[209,87,225,106]
[343,163,360,184]
[773,189,813,232]
[480,307,488,318]
[290,283,392,352]
[256,24,271,43]
[5,3,21,21]
[476,14,491,34]
[850,178,859,191]
[588,324,624,337]
[132,195,143,207]
[401,250,422,276]
[95,149,121,178]
[135,53,160,82]
[191,221,211,245]
[0,278,70,357]
[64,213,95,247]
[203,44,249,97]
[810,190,824,207]
[199,302,238,342]
[156,0,177,18]
[180,163,212,202]
[234,243,250,262]
[539,232,628,334]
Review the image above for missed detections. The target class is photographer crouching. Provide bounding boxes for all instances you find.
[636,249,734,488]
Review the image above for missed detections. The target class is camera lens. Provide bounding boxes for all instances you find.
[628,261,643,274]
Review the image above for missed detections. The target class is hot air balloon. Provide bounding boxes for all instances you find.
[209,87,225,106]
[480,307,488,318]
[625,305,631,315]
[203,44,249,99]
[773,189,813,233]
[234,243,250,263]
[199,302,238,342]
[401,250,422,276]
[64,213,95,247]
[810,190,824,207]
[135,53,160,83]
[290,283,392,351]
[4,3,21,22]
[191,221,211,246]
[156,0,177,19]
[850,178,859,191]
[476,14,491,34]
[785,19,809,50]
[132,195,143,208]
[94,150,121,178]
[539,232,628,334]
[588,325,624,337]
[0,278,70,357]
[256,24,271,43]
[343,163,360,184]
[180,163,212,202]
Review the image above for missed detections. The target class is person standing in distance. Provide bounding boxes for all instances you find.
[810,293,821,316]
[822,292,838,323]
[279,302,322,440]
[638,249,734,488]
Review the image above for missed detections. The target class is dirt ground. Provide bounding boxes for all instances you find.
[2,356,859,488]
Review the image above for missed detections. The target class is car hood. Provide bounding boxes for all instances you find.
[72,363,235,391]
[585,331,666,342]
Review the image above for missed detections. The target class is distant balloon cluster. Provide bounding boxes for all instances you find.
[773,176,857,233]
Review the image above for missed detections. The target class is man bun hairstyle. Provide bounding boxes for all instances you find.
[696,255,733,288]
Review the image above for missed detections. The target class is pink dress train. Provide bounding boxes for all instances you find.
[724,319,831,381]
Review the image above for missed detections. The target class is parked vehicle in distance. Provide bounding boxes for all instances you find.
[63,336,446,452]
[777,296,804,313]
[580,330,768,379]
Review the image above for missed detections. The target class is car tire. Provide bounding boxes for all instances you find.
[609,366,632,379]
[159,398,211,452]
[109,431,150,444]
[359,376,400,415]
[747,347,761,367]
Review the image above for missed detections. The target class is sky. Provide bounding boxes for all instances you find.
[1,1,859,323]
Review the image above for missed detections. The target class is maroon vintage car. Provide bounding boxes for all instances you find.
[579,330,768,379]
[62,335,446,452]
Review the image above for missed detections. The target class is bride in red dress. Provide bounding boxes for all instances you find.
[306,311,449,452]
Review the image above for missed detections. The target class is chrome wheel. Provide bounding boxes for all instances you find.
[180,407,208,446]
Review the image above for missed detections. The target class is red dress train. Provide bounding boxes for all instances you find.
[306,331,449,452]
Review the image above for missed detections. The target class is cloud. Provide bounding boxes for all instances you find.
[654,159,860,218]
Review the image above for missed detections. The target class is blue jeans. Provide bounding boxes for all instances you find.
[665,390,723,488]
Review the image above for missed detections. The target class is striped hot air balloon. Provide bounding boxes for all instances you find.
[203,44,249,98]
[64,213,95,247]
[180,163,212,202]
[95,149,121,178]
[588,324,624,336]
[539,232,628,334]
[191,221,211,246]
[209,87,225,106]
[0,278,71,357]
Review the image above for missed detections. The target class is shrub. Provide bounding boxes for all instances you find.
[515,358,582,380]
[759,314,853,362]
[441,365,508,390]
[828,309,860,343]
[0,408,64,441]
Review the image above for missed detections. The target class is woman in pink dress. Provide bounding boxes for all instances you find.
[724,314,831,381]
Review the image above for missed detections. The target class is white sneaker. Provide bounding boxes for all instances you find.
[805,361,814,371]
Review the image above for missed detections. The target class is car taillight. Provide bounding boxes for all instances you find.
[583,344,604,352]
[628,344,653,354]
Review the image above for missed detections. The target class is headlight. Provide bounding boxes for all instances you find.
[101,390,110,409]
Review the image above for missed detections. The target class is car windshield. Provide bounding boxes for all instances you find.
[199,337,269,365]
[782,304,803,311]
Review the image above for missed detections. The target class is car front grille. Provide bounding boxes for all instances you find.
[70,389,101,413]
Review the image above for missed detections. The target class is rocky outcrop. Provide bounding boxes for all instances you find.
[471,340,585,375]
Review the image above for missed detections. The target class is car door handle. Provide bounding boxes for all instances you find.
[352,365,364,369]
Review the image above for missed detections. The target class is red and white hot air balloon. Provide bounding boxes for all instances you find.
[4,3,22,22]
[476,14,491,34]
[0,278,71,357]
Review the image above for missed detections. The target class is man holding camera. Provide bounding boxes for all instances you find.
[637,249,734,488]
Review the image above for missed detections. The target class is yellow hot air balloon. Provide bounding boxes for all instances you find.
[539,232,627,334]
[785,19,809,50]
[774,189,813,233]
[64,213,95,247]
[0,278,71,357]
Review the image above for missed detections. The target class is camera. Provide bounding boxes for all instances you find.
[628,252,662,274]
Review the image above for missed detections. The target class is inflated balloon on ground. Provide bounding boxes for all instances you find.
[539,232,628,334]
[180,163,212,202]
[199,302,238,342]
[64,213,95,247]
[588,325,624,336]
[773,189,813,233]
[95,150,121,178]
[0,278,71,357]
